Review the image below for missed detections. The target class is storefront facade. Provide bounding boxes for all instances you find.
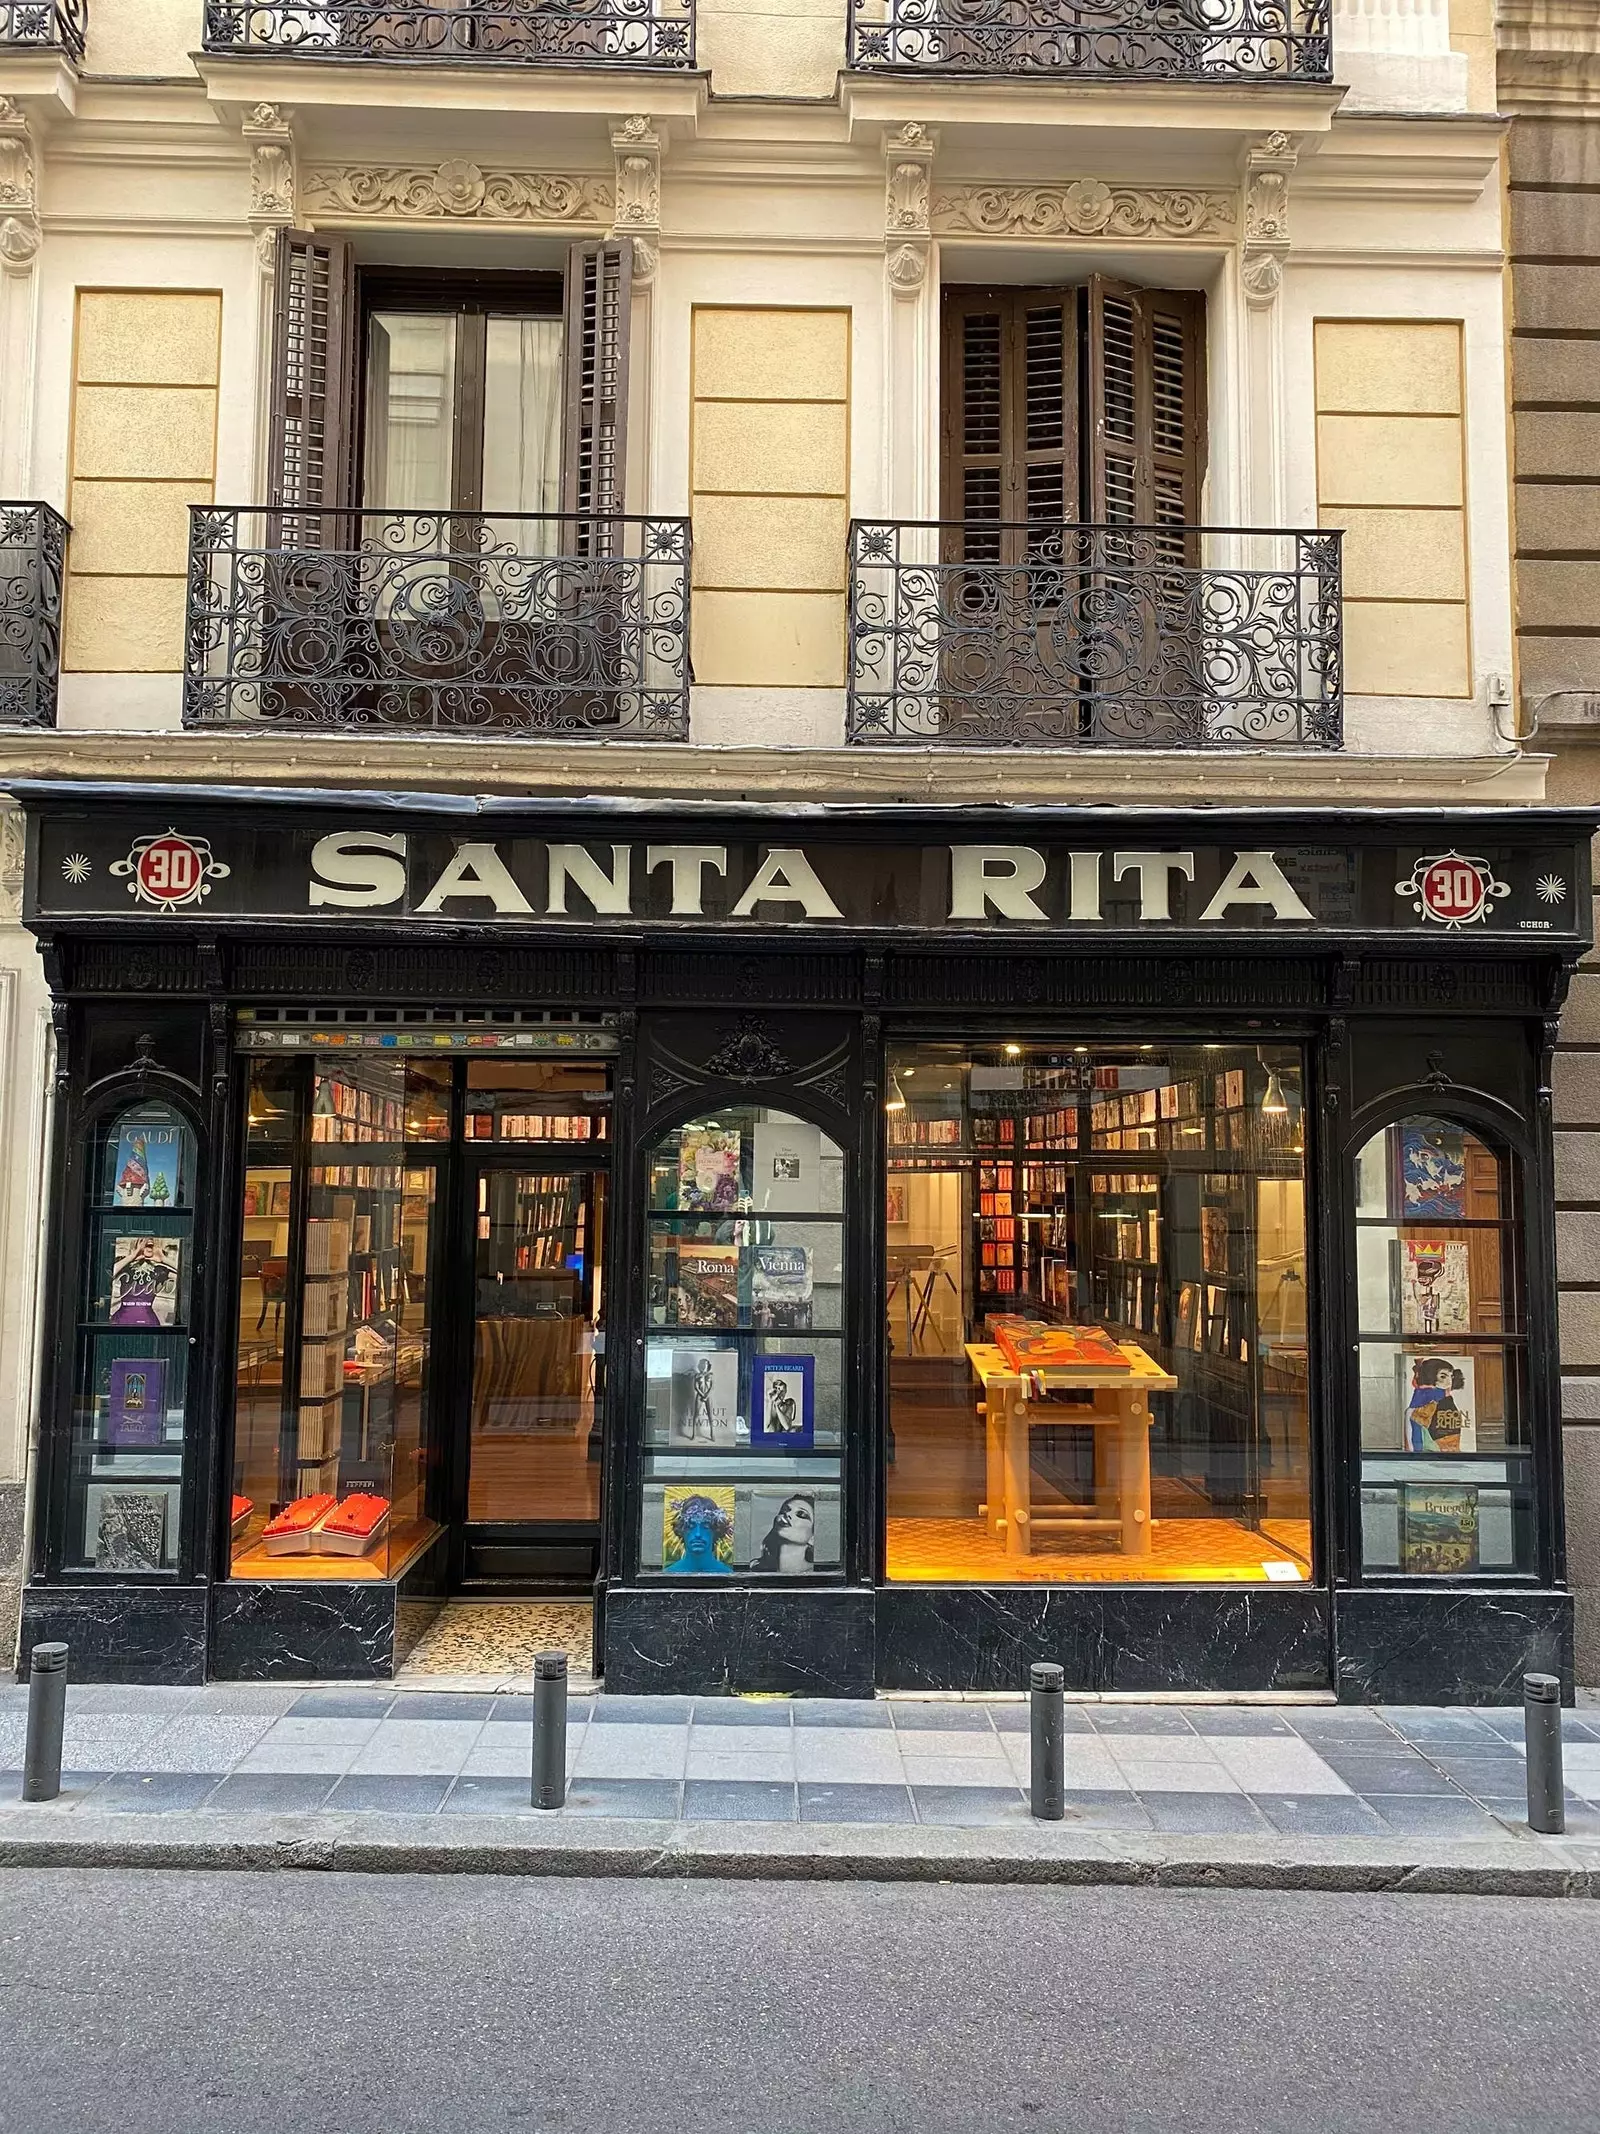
[14,784,1592,1701]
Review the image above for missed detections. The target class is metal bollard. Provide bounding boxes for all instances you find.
[531,1650,568,1810]
[22,1642,68,1803]
[1030,1660,1065,1821]
[1524,1672,1565,1835]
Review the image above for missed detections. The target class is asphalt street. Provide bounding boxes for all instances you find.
[0,1871,1595,2134]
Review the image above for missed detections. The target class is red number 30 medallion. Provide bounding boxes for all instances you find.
[1396,851,1508,931]
[111,832,230,912]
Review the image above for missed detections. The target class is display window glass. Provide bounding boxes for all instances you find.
[884,1041,1311,1586]
[639,1107,845,1578]
[65,1099,198,1573]
[230,1057,446,1580]
[1353,1116,1534,1578]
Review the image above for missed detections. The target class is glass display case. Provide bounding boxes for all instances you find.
[1354,1115,1534,1577]
[639,1106,845,1578]
[64,1099,198,1572]
[229,1056,446,1580]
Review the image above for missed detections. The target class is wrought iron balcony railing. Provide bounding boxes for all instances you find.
[0,502,68,729]
[0,0,85,57]
[848,0,1330,81]
[847,521,1342,748]
[202,0,695,66]
[184,508,691,738]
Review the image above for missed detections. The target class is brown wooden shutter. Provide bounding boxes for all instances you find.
[941,287,1078,563]
[1087,277,1205,553]
[562,238,632,552]
[267,229,356,526]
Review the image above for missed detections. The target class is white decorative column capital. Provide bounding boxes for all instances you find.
[1240,130,1297,309]
[242,101,296,256]
[0,100,39,279]
[611,114,661,283]
[884,120,936,301]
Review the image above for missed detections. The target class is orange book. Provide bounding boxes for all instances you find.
[991,1318,1132,1374]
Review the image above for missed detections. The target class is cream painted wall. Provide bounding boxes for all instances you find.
[83,0,203,77]
[695,0,845,96]
[1315,319,1471,700]
[64,290,222,675]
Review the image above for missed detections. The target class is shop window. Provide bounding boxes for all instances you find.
[229,1057,448,1580]
[639,1108,845,1578]
[885,1042,1310,1585]
[66,1100,199,1573]
[1354,1116,1534,1578]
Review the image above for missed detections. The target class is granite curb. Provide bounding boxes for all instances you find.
[2,1810,1599,1896]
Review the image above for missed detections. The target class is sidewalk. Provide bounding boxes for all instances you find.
[4,1684,1600,1895]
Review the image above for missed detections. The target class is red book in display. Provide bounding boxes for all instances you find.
[991,1318,1133,1374]
[315,1494,392,1558]
[262,1493,336,1555]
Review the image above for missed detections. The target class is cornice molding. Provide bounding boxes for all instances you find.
[932,178,1236,240]
[300,160,613,225]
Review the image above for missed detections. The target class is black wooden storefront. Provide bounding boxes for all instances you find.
[14,785,1593,1701]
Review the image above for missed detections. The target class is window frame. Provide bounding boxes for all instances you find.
[1339,1091,1554,1590]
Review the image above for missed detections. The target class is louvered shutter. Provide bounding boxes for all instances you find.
[562,238,632,556]
[941,288,1078,565]
[1087,277,1205,556]
[267,229,356,533]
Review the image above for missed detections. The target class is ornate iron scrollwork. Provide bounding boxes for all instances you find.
[0,0,84,57]
[702,1016,797,1084]
[203,0,695,67]
[0,502,67,729]
[182,508,691,738]
[846,519,1343,750]
[848,0,1329,82]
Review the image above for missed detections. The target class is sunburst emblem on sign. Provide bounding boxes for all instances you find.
[109,831,230,912]
[1537,875,1567,906]
[61,853,91,885]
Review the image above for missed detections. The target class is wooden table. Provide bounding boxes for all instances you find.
[966,1340,1178,1560]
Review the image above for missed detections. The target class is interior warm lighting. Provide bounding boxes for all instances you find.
[1004,1043,1022,1057]
[1261,1069,1289,1116]
[886,1075,908,1113]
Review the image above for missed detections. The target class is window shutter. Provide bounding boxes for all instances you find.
[562,238,632,553]
[941,287,1078,565]
[267,229,357,529]
[1087,277,1205,553]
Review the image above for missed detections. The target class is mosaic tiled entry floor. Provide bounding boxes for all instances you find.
[397,1602,594,1688]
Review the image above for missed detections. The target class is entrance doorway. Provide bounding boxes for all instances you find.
[457,1161,607,1587]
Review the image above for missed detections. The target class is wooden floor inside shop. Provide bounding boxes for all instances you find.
[229,1517,441,1583]
[885,1515,1313,1584]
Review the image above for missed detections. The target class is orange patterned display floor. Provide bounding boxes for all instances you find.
[886,1516,1313,1584]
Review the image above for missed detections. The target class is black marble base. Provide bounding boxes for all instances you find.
[875,1586,1332,1694]
[211,1536,448,1681]
[1334,1588,1574,1704]
[18,1583,208,1684]
[604,1586,876,1697]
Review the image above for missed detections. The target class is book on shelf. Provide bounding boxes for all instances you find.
[109,1236,181,1328]
[112,1122,181,1209]
[674,1241,741,1328]
[678,1127,741,1213]
[671,1348,740,1444]
[1401,1481,1479,1574]
[106,1356,167,1449]
[752,1245,814,1330]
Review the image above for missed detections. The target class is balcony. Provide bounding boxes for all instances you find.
[847,0,1331,82]
[846,521,1342,748]
[201,0,695,66]
[0,503,67,730]
[0,0,84,55]
[184,508,692,738]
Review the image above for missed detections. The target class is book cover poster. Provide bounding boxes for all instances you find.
[674,1240,741,1328]
[112,1122,181,1209]
[751,1353,815,1449]
[671,1349,739,1444]
[752,1118,823,1213]
[1176,1281,1201,1351]
[748,1484,840,1574]
[1399,1124,1467,1219]
[87,1485,168,1572]
[1201,1206,1229,1276]
[1405,1353,1477,1453]
[1402,1482,1479,1574]
[109,1236,181,1328]
[1400,1240,1471,1339]
[107,1356,167,1448]
[678,1128,741,1214]
[662,1484,736,1575]
[752,1245,814,1330]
